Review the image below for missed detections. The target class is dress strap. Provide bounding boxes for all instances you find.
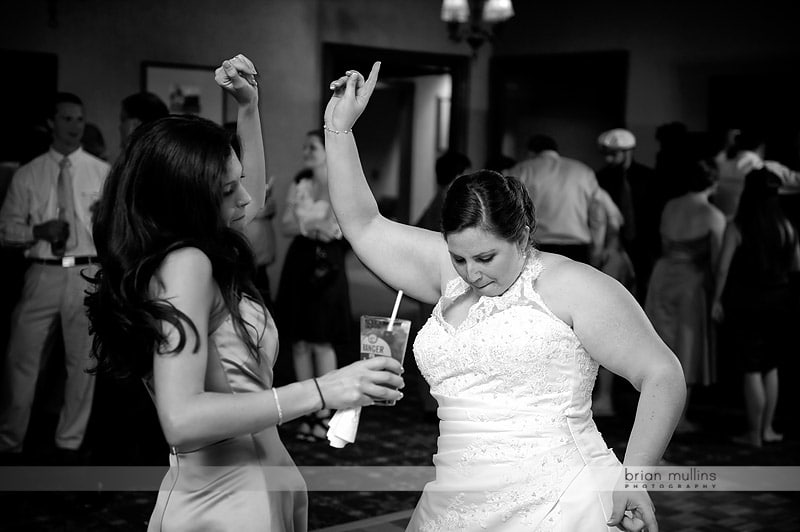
[521,251,564,323]
[442,272,467,299]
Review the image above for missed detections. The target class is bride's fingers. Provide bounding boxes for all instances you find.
[362,61,381,98]
[348,70,367,89]
[329,75,349,92]
[344,70,359,99]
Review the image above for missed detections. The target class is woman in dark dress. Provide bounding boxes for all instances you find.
[277,130,351,440]
[712,168,800,447]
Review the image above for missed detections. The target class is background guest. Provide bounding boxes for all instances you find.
[712,168,799,447]
[506,134,601,264]
[646,158,725,433]
[276,130,351,441]
[0,92,109,464]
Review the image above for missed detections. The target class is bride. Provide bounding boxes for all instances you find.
[322,62,685,532]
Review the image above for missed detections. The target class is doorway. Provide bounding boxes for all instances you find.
[322,43,470,224]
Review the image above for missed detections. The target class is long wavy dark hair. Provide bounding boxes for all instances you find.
[441,170,536,247]
[85,115,264,379]
[734,168,798,282]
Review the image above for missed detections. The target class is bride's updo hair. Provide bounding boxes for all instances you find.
[441,170,535,247]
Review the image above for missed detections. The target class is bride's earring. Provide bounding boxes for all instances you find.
[518,226,531,259]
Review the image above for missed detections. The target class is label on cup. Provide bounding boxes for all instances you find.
[361,334,391,358]
[359,315,411,406]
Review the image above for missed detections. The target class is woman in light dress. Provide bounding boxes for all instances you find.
[86,54,403,532]
[323,63,685,532]
[645,159,726,433]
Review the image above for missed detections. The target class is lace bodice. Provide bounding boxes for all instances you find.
[408,252,619,531]
[414,251,599,413]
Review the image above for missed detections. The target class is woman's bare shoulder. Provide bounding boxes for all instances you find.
[535,252,606,324]
[538,253,602,290]
[161,247,212,274]
[150,247,214,298]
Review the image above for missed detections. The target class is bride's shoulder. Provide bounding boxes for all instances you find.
[534,252,611,321]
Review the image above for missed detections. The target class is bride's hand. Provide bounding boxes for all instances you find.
[607,484,657,531]
[324,61,381,133]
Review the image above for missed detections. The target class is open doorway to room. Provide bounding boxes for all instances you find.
[322,43,470,225]
[489,50,628,170]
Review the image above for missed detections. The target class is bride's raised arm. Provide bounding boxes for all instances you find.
[324,62,450,304]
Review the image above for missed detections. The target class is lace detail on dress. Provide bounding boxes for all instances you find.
[415,251,597,405]
[436,251,547,335]
[411,250,610,531]
[420,443,580,531]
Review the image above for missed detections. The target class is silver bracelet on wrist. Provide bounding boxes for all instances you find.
[272,387,284,425]
[323,123,352,135]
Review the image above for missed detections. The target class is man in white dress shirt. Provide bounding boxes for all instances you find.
[0,93,109,462]
[506,135,601,265]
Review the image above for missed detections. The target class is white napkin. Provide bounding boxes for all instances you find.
[326,407,362,448]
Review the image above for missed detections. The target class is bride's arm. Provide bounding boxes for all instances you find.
[539,259,685,531]
[324,63,451,303]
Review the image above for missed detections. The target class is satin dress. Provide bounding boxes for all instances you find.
[408,252,620,531]
[645,235,715,385]
[147,296,308,532]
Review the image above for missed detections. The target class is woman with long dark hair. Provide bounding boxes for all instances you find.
[85,54,402,531]
[712,168,800,447]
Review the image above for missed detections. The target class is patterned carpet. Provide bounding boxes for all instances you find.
[1,370,799,531]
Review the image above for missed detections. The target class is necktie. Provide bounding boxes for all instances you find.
[55,157,78,255]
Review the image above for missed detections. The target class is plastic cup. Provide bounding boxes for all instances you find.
[359,315,411,406]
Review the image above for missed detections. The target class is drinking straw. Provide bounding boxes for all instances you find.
[386,290,404,332]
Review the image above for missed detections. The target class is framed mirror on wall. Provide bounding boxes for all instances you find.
[141,61,235,125]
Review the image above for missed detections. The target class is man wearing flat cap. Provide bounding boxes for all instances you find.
[596,128,664,302]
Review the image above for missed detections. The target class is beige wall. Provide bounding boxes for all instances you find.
[0,0,480,291]
[410,74,451,223]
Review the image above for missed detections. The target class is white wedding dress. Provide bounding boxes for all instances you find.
[407,251,620,531]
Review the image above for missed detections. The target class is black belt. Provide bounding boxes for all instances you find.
[30,256,97,267]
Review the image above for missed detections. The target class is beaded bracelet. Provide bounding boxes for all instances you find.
[312,378,327,410]
[323,123,352,135]
[272,387,283,425]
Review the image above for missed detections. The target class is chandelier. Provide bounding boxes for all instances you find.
[441,0,515,56]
